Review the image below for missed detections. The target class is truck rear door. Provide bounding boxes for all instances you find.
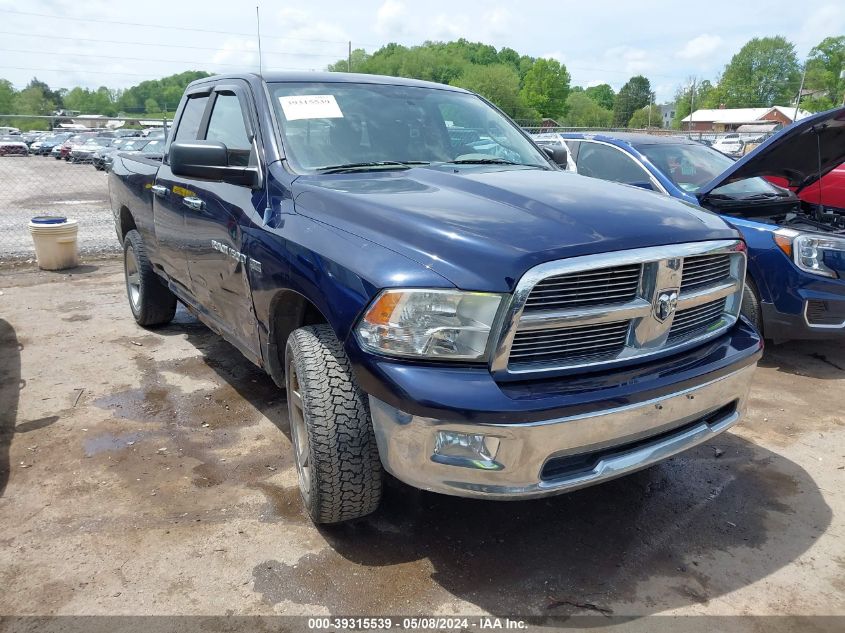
[152,90,210,290]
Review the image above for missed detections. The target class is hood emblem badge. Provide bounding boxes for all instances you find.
[654,289,679,322]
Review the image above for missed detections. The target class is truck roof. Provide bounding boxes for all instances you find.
[188,71,470,93]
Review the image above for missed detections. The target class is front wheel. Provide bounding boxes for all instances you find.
[123,229,177,327]
[740,275,763,336]
[285,324,383,524]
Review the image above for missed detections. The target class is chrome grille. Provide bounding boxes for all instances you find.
[491,240,747,377]
[524,264,641,311]
[669,298,727,341]
[509,320,630,366]
[681,254,732,293]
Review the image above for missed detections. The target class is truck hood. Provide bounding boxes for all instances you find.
[698,106,845,196]
[292,167,737,292]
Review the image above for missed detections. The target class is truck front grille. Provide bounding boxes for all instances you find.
[509,320,630,366]
[680,254,732,293]
[669,298,727,341]
[523,264,641,311]
[491,241,746,376]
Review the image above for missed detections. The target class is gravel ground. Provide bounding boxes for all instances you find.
[0,260,843,632]
[0,155,119,261]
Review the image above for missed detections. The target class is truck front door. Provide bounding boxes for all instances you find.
[181,83,261,361]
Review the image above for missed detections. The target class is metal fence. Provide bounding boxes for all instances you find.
[0,114,775,264]
[0,115,169,263]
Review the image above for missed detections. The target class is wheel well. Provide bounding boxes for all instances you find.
[266,290,329,386]
[119,206,136,241]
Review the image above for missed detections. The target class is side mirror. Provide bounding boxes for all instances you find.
[542,145,568,169]
[170,141,259,187]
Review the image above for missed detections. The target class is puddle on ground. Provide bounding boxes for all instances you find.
[62,314,91,322]
[83,431,147,457]
[254,483,305,522]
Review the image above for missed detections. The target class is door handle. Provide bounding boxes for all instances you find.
[183,196,205,211]
[151,184,168,197]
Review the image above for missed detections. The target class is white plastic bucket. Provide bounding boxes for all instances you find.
[28,216,79,270]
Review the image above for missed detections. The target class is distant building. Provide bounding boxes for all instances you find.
[659,103,676,128]
[680,106,811,132]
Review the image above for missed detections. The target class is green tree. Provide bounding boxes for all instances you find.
[144,98,161,114]
[628,104,663,128]
[25,77,63,108]
[0,79,15,114]
[802,36,845,111]
[453,63,532,118]
[328,48,371,72]
[519,58,571,119]
[613,75,652,126]
[671,79,718,128]
[563,92,612,127]
[118,71,210,115]
[584,83,615,110]
[719,36,801,107]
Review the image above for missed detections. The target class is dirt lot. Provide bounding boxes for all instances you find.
[0,156,117,261]
[0,259,843,629]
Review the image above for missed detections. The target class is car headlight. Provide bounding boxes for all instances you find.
[774,229,845,278]
[355,289,503,361]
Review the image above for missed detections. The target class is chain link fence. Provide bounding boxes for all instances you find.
[0,114,776,264]
[0,115,168,263]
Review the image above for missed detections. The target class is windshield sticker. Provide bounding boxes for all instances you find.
[278,95,343,121]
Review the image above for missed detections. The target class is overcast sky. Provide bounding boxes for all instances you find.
[1,0,843,102]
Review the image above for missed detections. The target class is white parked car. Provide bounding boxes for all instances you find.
[712,133,744,157]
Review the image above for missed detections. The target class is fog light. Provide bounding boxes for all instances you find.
[433,431,501,470]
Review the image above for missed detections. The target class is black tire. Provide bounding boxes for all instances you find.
[123,229,177,327]
[285,324,383,524]
[741,275,763,336]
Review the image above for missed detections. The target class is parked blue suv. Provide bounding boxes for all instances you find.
[535,108,845,341]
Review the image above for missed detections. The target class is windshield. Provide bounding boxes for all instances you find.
[635,142,782,197]
[270,81,549,172]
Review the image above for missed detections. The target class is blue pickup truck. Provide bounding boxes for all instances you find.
[534,108,845,342]
[109,72,762,524]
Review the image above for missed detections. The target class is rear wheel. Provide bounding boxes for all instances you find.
[123,229,177,327]
[740,275,763,336]
[285,324,383,524]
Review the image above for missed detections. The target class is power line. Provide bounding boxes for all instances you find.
[0,48,325,69]
[0,8,353,45]
[0,31,345,58]
[0,64,312,80]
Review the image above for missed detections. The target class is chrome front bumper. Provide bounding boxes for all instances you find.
[369,364,756,499]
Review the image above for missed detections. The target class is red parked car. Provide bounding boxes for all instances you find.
[767,163,845,213]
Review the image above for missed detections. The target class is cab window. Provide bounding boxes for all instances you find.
[576,142,652,186]
[205,93,252,167]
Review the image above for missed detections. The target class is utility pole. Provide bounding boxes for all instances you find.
[840,69,845,106]
[688,78,695,135]
[348,41,352,73]
[793,61,807,123]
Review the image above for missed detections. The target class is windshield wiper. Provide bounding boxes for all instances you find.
[444,158,546,168]
[313,161,428,174]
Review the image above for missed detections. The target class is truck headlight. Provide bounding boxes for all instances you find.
[355,289,503,361]
[775,229,845,278]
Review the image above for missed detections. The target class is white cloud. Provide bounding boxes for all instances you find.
[796,4,845,51]
[482,7,512,38]
[431,14,466,40]
[375,0,409,37]
[603,46,654,75]
[212,37,258,69]
[676,34,723,60]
